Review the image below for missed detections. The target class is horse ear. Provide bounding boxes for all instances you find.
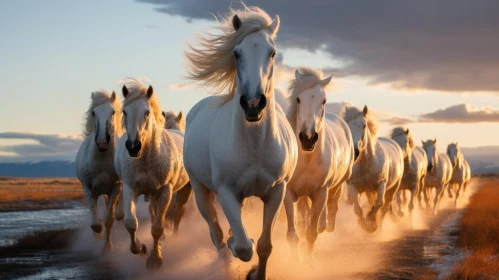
[363,105,368,116]
[319,75,333,88]
[268,15,280,36]
[111,91,116,101]
[433,138,437,144]
[232,14,242,31]
[91,92,95,99]
[421,140,425,145]
[147,85,154,99]
[405,128,410,135]
[177,111,183,121]
[161,111,166,118]
[122,85,129,98]
[295,69,302,80]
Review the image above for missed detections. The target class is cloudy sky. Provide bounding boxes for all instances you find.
[1,0,499,162]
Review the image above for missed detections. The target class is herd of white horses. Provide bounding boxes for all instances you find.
[75,6,471,279]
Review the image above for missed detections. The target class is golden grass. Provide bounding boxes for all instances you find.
[0,177,83,211]
[446,178,499,280]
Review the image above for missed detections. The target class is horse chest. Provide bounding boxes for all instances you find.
[288,161,327,196]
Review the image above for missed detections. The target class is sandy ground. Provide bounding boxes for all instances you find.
[0,177,488,280]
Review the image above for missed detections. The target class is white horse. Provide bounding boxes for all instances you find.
[163,110,185,132]
[75,90,123,251]
[447,143,471,204]
[281,67,353,254]
[343,106,404,232]
[421,139,452,214]
[114,79,189,269]
[390,127,427,216]
[183,6,297,280]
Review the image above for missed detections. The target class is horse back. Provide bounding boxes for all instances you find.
[324,114,354,184]
[438,153,453,184]
[378,137,404,188]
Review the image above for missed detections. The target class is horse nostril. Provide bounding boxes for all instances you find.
[311,132,319,143]
[258,94,267,109]
[299,132,305,141]
[354,149,360,158]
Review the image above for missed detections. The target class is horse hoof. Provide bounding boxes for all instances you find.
[91,223,103,234]
[92,230,104,240]
[325,223,336,233]
[146,255,163,270]
[140,244,147,255]
[115,213,124,221]
[246,265,258,280]
[397,211,405,218]
[363,220,378,233]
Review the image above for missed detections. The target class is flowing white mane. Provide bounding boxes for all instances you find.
[287,67,328,126]
[121,78,165,129]
[83,90,122,137]
[185,5,276,104]
[342,106,378,137]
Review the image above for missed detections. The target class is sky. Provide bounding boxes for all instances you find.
[1,0,499,162]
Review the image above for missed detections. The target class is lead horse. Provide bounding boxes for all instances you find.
[114,79,189,269]
[281,67,353,255]
[343,106,404,232]
[76,90,123,251]
[183,6,297,280]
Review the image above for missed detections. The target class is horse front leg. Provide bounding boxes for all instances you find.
[395,189,405,217]
[283,189,299,257]
[103,183,121,251]
[433,183,445,215]
[365,182,386,232]
[123,183,147,256]
[146,184,172,270]
[455,182,463,205]
[83,185,102,239]
[218,187,253,262]
[247,181,285,280]
[349,185,364,227]
[306,186,327,254]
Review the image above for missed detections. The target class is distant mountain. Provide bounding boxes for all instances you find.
[461,146,499,175]
[0,161,76,178]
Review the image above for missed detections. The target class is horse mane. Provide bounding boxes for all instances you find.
[287,67,327,126]
[184,4,275,104]
[121,78,165,130]
[83,90,122,137]
[342,106,378,137]
[163,110,186,132]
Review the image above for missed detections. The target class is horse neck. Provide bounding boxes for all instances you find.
[231,91,278,146]
[359,131,376,167]
[404,147,413,167]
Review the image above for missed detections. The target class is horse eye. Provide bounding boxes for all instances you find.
[363,124,366,129]
[112,110,115,115]
[234,51,240,59]
[296,98,300,103]
[145,111,150,117]
[270,50,276,58]
[122,111,127,117]
[322,100,326,105]
[91,111,95,117]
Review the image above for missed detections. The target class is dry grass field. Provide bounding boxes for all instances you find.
[0,177,83,211]
[445,177,499,279]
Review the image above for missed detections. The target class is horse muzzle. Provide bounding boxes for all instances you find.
[240,94,266,122]
[126,139,142,157]
[299,132,318,152]
[96,141,109,152]
[427,164,434,172]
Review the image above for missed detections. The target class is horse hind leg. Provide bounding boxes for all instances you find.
[123,184,147,256]
[246,181,286,280]
[83,186,103,239]
[114,186,124,221]
[349,186,365,228]
[447,183,454,198]
[103,184,121,251]
[324,184,342,233]
[395,189,405,217]
[146,184,173,270]
[191,178,226,253]
[171,182,193,234]
[365,182,387,232]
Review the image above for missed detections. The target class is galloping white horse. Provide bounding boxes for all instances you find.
[282,67,353,254]
[163,110,185,132]
[183,6,297,279]
[421,139,452,214]
[343,106,404,232]
[114,79,189,269]
[75,90,123,251]
[447,143,471,204]
[391,127,427,216]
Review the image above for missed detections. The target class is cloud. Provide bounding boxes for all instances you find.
[168,83,193,90]
[138,0,499,93]
[0,132,82,162]
[419,104,499,123]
